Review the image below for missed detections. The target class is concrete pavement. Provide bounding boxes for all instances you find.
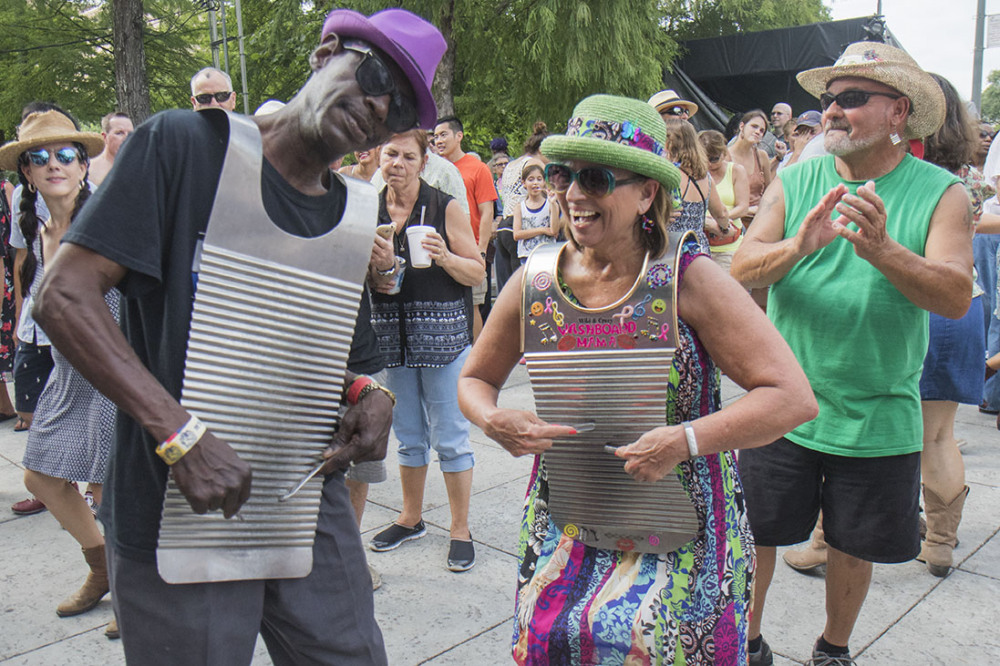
[1,368,998,664]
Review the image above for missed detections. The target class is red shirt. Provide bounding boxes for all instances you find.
[453,153,498,242]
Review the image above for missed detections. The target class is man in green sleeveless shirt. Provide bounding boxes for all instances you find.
[731,43,973,665]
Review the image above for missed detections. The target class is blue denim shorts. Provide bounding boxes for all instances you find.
[919,296,985,404]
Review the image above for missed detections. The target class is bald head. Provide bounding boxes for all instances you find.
[190,67,236,111]
[771,103,792,133]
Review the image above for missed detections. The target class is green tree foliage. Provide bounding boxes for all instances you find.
[0,0,830,156]
[982,70,1000,124]
[663,0,830,40]
[211,0,329,113]
[0,0,114,139]
[0,0,204,140]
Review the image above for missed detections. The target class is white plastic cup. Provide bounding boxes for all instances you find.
[406,225,435,268]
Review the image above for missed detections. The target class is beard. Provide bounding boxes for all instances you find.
[823,118,889,156]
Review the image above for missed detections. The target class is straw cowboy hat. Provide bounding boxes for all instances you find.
[542,94,681,192]
[796,41,945,139]
[0,110,104,172]
[647,89,699,118]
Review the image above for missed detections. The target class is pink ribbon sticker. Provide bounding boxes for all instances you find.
[612,305,635,326]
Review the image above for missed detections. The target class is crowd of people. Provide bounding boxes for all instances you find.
[0,6,991,665]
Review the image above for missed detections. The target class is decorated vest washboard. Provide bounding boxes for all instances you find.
[156,113,377,583]
[521,233,700,554]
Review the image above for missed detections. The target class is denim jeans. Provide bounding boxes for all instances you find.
[974,234,1000,408]
[385,347,474,472]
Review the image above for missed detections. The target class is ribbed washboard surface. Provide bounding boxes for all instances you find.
[157,245,360,582]
[521,234,699,555]
[154,114,377,583]
[528,349,700,554]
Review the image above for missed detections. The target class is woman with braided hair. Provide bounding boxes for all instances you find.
[0,109,120,634]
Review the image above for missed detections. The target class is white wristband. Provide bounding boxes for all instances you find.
[682,421,699,459]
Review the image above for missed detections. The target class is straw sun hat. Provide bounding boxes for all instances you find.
[541,94,681,192]
[0,110,104,172]
[796,41,945,139]
[647,89,699,118]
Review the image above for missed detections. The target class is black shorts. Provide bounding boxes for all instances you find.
[13,341,54,414]
[738,437,920,563]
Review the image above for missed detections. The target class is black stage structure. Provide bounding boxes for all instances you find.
[667,16,902,132]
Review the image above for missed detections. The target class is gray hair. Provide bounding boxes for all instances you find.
[190,67,233,95]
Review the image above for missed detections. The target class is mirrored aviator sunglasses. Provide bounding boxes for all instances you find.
[543,163,644,198]
[343,41,417,132]
[25,147,79,166]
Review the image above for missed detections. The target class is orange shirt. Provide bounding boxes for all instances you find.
[453,153,498,242]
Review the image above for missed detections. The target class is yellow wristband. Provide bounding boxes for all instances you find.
[156,415,207,465]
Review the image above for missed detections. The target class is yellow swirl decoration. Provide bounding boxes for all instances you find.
[563,523,579,538]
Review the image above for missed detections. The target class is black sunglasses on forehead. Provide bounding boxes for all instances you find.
[819,90,906,112]
[342,40,417,132]
[193,91,234,105]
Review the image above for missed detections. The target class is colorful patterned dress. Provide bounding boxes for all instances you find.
[513,245,755,665]
[0,183,15,379]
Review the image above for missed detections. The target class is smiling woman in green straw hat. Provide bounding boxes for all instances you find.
[457,93,816,665]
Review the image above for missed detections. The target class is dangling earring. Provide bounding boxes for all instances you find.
[641,214,654,234]
[79,178,85,192]
[27,182,36,194]
[889,131,902,146]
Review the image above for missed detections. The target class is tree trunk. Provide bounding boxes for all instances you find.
[431,0,455,119]
[113,0,152,123]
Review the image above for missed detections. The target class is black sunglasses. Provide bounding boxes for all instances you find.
[819,90,903,111]
[544,163,644,198]
[343,41,417,132]
[193,91,234,105]
[25,147,80,166]
[664,106,689,117]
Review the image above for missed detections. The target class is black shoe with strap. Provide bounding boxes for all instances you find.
[369,520,427,552]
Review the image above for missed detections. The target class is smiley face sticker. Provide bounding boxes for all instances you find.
[651,298,667,314]
[530,301,544,317]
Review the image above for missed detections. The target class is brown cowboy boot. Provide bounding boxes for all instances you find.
[917,485,969,577]
[105,616,120,640]
[783,518,827,572]
[56,545,109,616]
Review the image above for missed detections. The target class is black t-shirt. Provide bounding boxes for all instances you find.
[65,109,381,560]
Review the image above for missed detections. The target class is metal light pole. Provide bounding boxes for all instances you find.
[973,0,987,112]
[208,9,219,68]
[198,0,249,113]
[234,0,250,115]
[219,0,231,73]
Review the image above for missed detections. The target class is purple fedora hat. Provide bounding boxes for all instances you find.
[322,8,446,130]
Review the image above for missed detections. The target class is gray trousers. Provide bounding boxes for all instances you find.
[108,471,387,665]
